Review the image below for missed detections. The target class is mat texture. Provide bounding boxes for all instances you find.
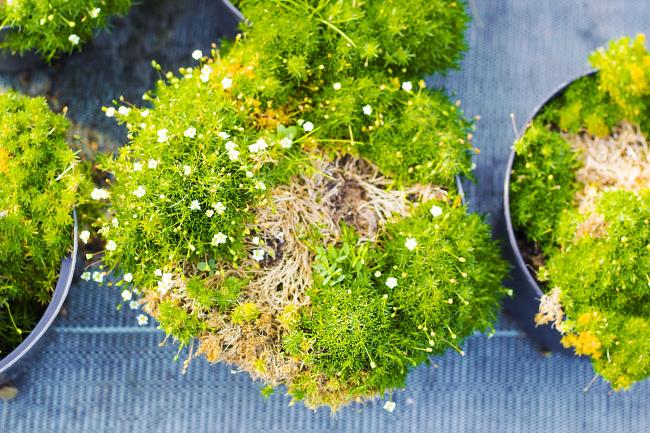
[1,0,649,432]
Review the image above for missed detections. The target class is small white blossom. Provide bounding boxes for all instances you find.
[133,186,146,198]
[255,181,266,191]
[184,127,197,139]
[79,230,91,244]
[92,271,105,283]
[249,138,268,153]
[225,141,237,151]
[402,81,413,91]
[280,137,293,149]
[81,272,91,281]
[205,209,214,217]
[374,271,382,277]
[333,82,342,90]
[89,7,101,18]
[252,248,265,262]
[137,314,149,326]
[252,236,260,245]
[221,77,233,89]
[157,128,169,143]
[245,171,254,178]
[430,205,443,218]
[200,65,212,83]
[140,109,150,118]
[362,104,372,116]
[123,273,133,283]
[105,107,116,118]
[183,165,192,176]
[68,34,80,45]
[121,290,132,301]
[405,237,417,251]
[212,202,226,215]
[91,188,110,200]
[157,273,174,295]
[133,162,143,172]
[106,240,117,251]
[385,277,398,289]
[154,269,163,277]
[118,106,131,116]
[148,159,159,169]
[218,131,230,139]
[383,401,396,413]
[211,232,228,246]
[228,149,240,161]
[303,121,314,132]
[189,200,201,211]
[111,218,119,228]
[129,301,139,310]
[191,49,203,60]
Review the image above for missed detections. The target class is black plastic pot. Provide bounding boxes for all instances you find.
[503,71,596,353]
[0,27,43,73]
[0,211,78,385]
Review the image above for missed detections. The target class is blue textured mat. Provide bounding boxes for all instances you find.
[2,0,650,432]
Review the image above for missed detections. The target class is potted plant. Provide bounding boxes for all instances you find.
[0,0,133,71]
[96,0,508,410]
[0,90,84,385]
[505,34,650,389]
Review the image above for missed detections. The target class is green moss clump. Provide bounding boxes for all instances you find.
[510,35,650,389]
[100,0,507,409]
[0,0,133,61]
[0,90,83,355]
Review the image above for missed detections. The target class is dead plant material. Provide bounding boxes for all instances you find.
[535,287,565,331]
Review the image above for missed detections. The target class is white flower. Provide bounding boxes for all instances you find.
[129,300,139,310]
[405,237,417,251]
[184,127,197,139]
[118,106,131,116]
[333,82,342,90]
[303,121,314,132]
[252,236,260,245]
[106,240,117,251]
[92,271,105,283]
[79,230,90,244]
[249,138,268,153]
[157,128,169,143]
[90,188,110,200]
[374,271,382,277]
[133,162,143,172]
[183,165,192,176]
[218,131,230,139]
[225,141,237,151]
[228,149,239,161]
[402,81,413,92]
[383,401,396,413]
[137,314,149,326]
[280,137,293,149]
[200,65,212,82]
[385,277,398,289]
[89,7,101,18]
[362,104,372,116]
[154,269,163,277]
[252,248,265,262]
[121,290,132,301]
[148,159,159,169]
[189,200,201,211]
[212,202,226,215]
[255,181,266,191]
[157,273,174,295]
[191,49,203,60]
[140,109,150,118]
[205,209,214,217]
[245,171,254,178]
[221,77,233,89]
[68,34,80,45]
[81,272,91,281]
[211,232,228,246]
[133,186,146,198]
[123,273,133,283]
[105,107,116,118]
[430,205,443,218]
[111,218,119,227]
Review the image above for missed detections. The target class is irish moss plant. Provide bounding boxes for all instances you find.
[0,90,83,356]
[510,34,650,390]
[95,0,508,410]
[0,0,132,61]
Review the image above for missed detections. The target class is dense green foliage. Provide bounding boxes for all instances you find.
[510,35,650,389]
[0,0,132,61]
[99,0,508,408]
[0,90,82,355]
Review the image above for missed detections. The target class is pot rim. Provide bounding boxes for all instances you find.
[503,69,597,299]
[0,210,78,375]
